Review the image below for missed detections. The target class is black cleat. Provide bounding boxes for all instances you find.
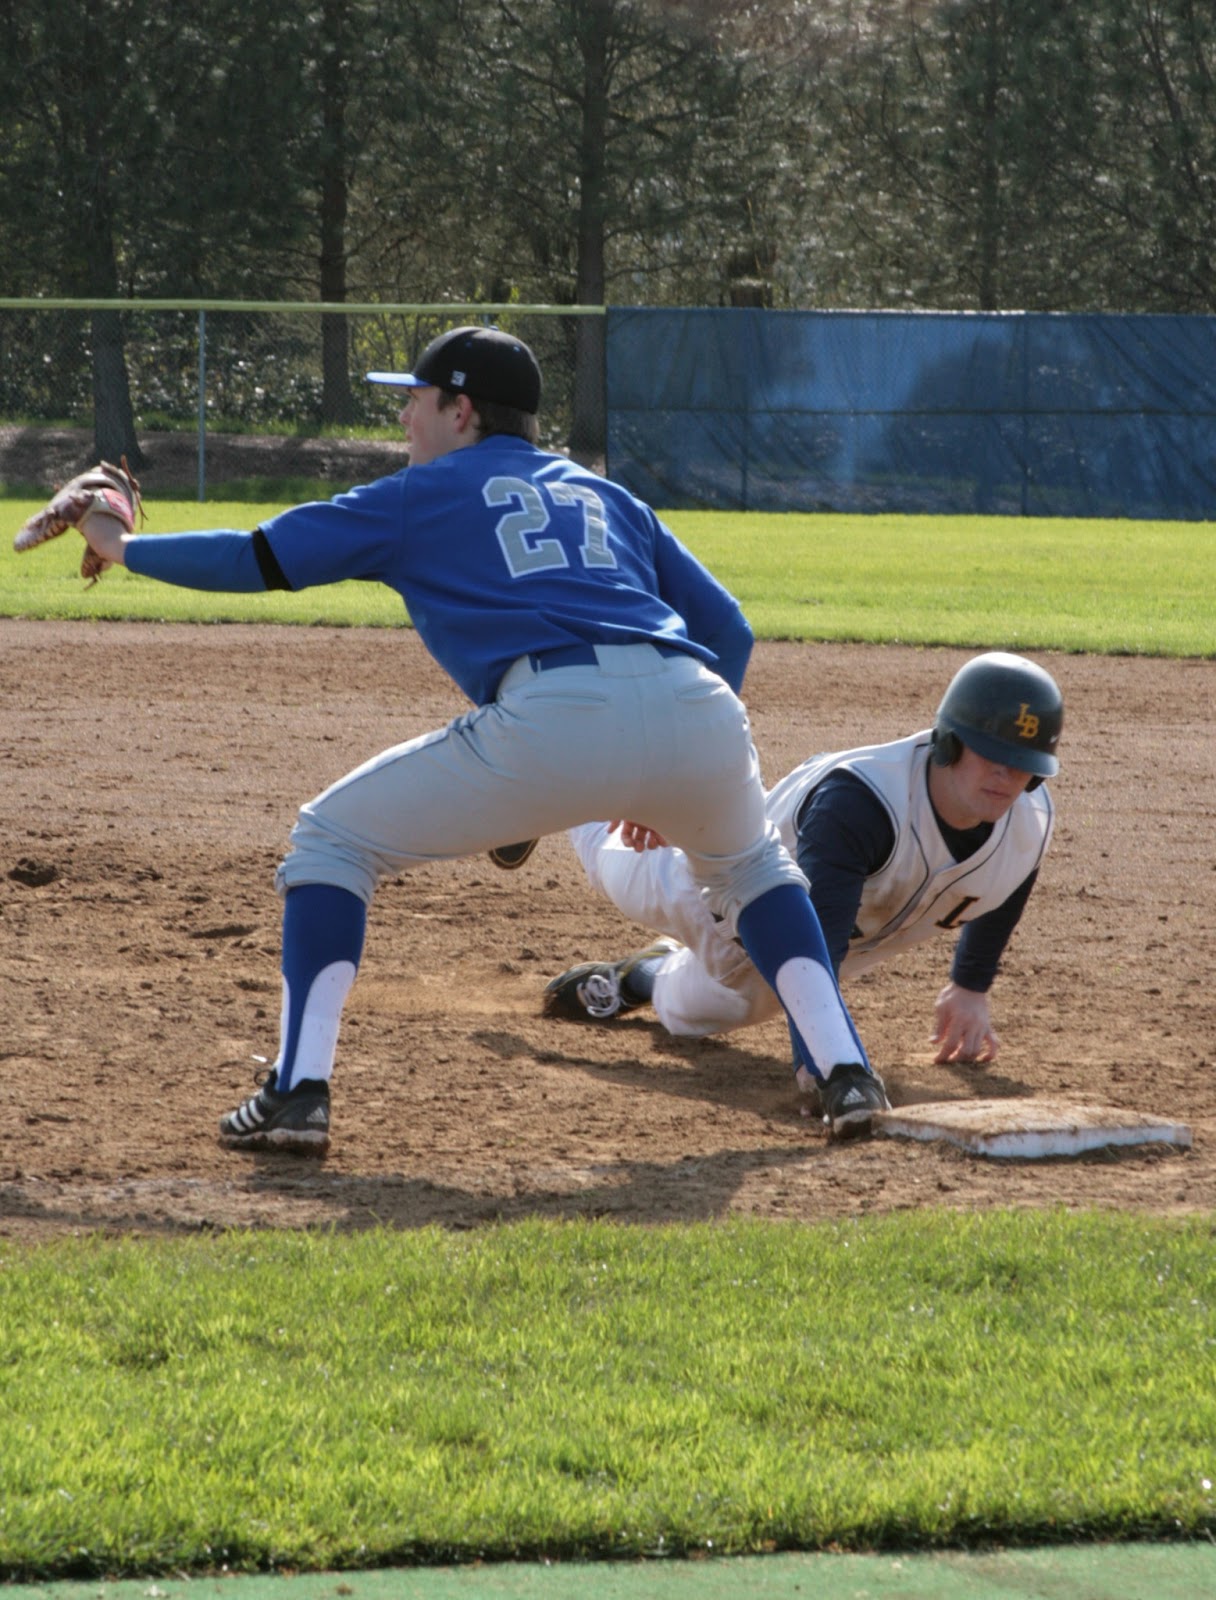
[219,1071,330,1155]
[488,840,539,870]
[542,939,678,1021]
[819,1062,891,1141]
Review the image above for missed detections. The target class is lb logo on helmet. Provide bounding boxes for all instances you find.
[931,652,1064,788]
[1014,703,1040,741]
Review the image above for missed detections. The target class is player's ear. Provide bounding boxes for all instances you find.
[930,728,962,768]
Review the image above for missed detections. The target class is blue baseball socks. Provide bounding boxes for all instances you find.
[272,883,367,1092]
[736,884,869,1081]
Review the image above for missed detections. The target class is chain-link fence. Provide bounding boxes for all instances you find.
[0,302,604,498]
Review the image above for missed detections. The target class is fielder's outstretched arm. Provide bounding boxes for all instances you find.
[80,515,292,593]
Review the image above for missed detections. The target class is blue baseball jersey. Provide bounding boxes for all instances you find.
[127,437,750,706]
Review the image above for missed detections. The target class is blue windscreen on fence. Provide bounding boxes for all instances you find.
[604,308,1216,519]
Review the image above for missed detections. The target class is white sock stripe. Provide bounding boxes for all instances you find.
[773,955,861,1074]
[281,961,355,1085]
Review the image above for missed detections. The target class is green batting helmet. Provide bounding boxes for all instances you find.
[931,652,1063,784]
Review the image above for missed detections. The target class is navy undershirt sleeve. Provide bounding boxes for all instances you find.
[950,868,1038,992]
[793,770,895,976]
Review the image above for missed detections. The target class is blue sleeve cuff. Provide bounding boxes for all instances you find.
[702,609,753,695]
[125,530,268,592]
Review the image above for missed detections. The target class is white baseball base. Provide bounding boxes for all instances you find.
[873,1097,1193,1160]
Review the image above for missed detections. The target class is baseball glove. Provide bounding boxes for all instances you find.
[14,457,143,585]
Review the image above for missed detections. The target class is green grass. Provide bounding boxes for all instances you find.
[0,1213,1212,1577]
[2,501,1213,653]
[675,512,1216,656]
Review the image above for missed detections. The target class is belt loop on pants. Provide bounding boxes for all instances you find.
[527,641,688,673]
[527,643,601,672]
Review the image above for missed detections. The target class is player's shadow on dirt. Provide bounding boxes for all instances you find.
[233,1141,829,1231]
[520,1023,804,1114]
[516,1022,1031,1114]
[0,1144,840,1235]
[896,1058,1029,1104]
[4,1128,1174,1239]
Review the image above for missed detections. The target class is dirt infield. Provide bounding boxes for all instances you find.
[2,622,1212,1241]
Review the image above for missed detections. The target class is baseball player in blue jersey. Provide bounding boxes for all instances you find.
[66,324,889,1149]
[542,652,1062,1094]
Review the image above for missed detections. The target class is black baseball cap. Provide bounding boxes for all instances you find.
[367,325,542,413]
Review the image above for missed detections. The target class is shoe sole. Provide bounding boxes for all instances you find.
[542,994,622,1022]
[219,1128,330,1156]
[488,840,538,870]
[825,1109,877,1141]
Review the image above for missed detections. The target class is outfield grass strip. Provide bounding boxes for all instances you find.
[0,1213,1212,1577]
[1,505,1213,655]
